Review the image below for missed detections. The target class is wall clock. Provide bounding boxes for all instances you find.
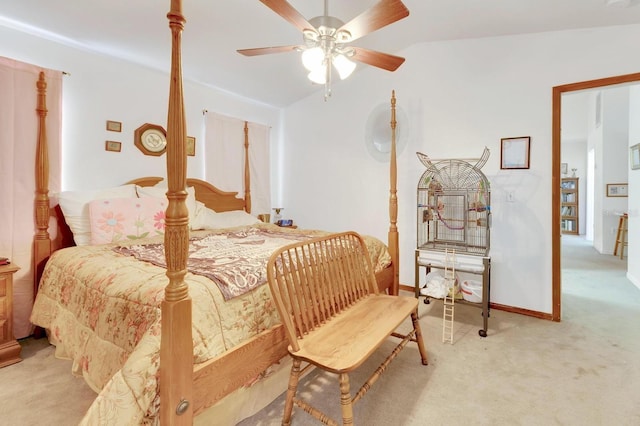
[134,123,167,156]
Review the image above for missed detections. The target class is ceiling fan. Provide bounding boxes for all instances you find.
[238,0,410,100]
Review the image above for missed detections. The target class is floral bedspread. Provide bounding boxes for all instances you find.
[30,224,390,424]
[114,227,323,300]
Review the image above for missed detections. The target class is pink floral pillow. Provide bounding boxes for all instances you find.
[89,197,167,245]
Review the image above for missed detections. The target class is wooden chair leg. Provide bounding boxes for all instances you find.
[411,310,429,365]
[339,373,354,426]
[282,358,302,426]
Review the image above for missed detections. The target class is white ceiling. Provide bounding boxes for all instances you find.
[2,0,640,107]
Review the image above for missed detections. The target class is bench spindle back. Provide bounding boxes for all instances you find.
[267,232,378,352]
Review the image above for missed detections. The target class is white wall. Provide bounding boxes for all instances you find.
[562,93,589,141]
[281,24,640,315]
[628,86,640,289]
[0,26,283,193]
[590,92,607,252]
[599,87,630,254]
[561,92,588,236]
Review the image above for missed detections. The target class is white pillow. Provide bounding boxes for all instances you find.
[192,207,260,230]
[191,200,207,229]
[57,184,138,246]
[136,184,198,228]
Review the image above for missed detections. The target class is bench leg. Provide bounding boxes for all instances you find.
[412,310,429,365]
[339,373,354,426]
[282,358,302,426]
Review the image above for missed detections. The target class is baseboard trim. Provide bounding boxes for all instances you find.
[490,302,554,321]
[399,284,414,294]
[400,284,554,321]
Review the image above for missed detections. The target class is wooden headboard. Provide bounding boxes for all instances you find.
[127,177,249,213]
[50,176,250,255]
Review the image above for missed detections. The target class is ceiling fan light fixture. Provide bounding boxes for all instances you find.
[302,29,319,42]
[333,53,356,80]
[302,47,324,71]
[308,66,327,84]
[241,0,410,101]
[335,29,352,43]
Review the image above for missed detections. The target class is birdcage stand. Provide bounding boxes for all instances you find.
[415,251,491,337]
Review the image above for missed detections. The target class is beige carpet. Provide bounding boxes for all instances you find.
[0,337,95,425]
[1,235,639,425]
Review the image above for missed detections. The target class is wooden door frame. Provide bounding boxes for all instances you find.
[552,72,640,321]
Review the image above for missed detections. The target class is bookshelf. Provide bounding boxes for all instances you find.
[561,177,579,235]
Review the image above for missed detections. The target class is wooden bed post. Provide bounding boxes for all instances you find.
[34,72,51,297]
[161,0,193,424]
[388,91,399,295]
[244,121,252,213]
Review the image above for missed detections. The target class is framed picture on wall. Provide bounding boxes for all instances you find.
[631,143,640,170]
[606,183,628,197]
[105,140,122,152]
[500,136,530,169]
[106,120,122,132]
[561,163,568,175]
[186,136,196,156]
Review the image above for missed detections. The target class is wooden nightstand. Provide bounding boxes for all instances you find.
[0,264,22,368]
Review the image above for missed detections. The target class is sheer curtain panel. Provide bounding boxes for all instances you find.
[0,57,62,338]
[204,112,271,216]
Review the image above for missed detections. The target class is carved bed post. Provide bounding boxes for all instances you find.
[244,121,252,213]
[161,0,193,424]
[34,72,51,297]
[388,91,399,295]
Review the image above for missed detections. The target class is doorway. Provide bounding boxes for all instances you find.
[551,72,640,321]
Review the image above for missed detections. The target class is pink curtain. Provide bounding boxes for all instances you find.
[0,56,62,339]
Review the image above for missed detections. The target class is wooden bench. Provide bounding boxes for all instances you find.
[267,231,428,425]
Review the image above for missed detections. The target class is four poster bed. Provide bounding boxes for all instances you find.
[30,1,403,424]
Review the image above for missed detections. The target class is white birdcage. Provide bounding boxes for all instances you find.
[416,148,491,256]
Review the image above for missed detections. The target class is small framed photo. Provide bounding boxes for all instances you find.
[561,163,568,175]
[106,120,122,132]
[501,136,530,169]
[606,183,628,197]
[631,143,640,170]
[105,140,122,152]
[186,136,196,156]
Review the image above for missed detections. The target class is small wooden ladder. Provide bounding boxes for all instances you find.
[614,213,628,260]
[442,295,455,344]
[442,249,456,344]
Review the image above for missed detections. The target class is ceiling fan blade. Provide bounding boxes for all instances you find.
[259,0,315,33]
[338,0,409,42]
[351,47,405,71]
[237,45,301,56]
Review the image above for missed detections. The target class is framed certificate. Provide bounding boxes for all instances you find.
[500,136,530,170]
